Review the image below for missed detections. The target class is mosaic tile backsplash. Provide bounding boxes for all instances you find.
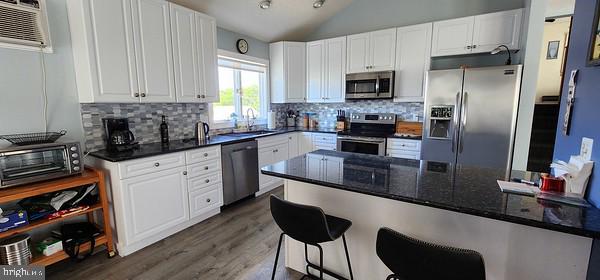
[81,100,424,152]
[81,103,210,151]
[271,100,424,128]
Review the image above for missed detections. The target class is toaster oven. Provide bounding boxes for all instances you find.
[0,141,83,188]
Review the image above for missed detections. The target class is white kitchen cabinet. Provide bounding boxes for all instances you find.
[257,135,290,194]
[131,0,176,103]
[68,0,217,104]
[299,132,315,155]
[312,133,337,151]
[394,23,432,102]
[170,4,219,103]
[346,28,396,74]
[287,132,300,158]
[306,37,346,103]
[386,138,421,160]
[431,9,523,57]
[121,166,189,244]
[471,9,523,53]
[305,154,343,182]
[270,41,307,103]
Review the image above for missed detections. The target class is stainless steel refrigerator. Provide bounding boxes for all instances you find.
[421,65,523,175]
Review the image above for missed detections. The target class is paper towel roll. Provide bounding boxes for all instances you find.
[267,111,276,129]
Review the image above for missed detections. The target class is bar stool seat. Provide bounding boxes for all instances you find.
[376,227,485,280]
[270,195,354,280]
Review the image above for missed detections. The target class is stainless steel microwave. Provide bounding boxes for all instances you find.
[0,141,83,188]
[345,71,394,100]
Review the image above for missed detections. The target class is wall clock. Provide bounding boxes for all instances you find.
[236,39,249,54]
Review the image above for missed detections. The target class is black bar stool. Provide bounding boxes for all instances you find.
[376,227,485,280]
[270,195,354,280]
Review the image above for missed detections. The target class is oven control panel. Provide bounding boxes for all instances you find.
[350,113,396,124]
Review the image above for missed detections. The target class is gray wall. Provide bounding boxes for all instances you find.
[304,0,526,41]
[217,27,269,60]
[0,0,84,143]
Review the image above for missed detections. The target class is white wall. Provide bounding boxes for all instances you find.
[512,0,548,171]
[216,27,269,60]
[0,0,84,144]
[535,18,571,102]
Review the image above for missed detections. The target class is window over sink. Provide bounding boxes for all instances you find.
[210,50,269,128]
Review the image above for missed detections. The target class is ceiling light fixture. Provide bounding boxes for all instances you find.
[259,0,271,9]
[313,0,325,8]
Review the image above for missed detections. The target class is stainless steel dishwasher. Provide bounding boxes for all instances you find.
[221,139,259,205]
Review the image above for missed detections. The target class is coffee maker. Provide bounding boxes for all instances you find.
[103,118,138,152]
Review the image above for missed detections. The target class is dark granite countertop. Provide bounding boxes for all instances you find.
[89,127,338,162]
[261,150,600,238]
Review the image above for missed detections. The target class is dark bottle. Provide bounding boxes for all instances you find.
[160,115,169,143]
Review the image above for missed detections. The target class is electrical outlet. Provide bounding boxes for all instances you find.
[581,137,593,161]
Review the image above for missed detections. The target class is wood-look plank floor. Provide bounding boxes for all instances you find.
[46,187,303,280]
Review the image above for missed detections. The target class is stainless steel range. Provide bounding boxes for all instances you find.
[336,113,396,156]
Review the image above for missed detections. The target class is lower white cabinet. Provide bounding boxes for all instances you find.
[257,135,290,194]
[89,146,223,256]
[306,154,343,182]
[287,132,300,158]
[386,138,421,160]
[299,132,315,155]
[121,166,189,244]
[312,133,337,151]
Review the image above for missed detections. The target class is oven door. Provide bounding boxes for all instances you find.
[337,136,386,156]
[0,146,71,187]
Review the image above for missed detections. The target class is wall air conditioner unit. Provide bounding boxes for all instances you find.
[0,0,52,52]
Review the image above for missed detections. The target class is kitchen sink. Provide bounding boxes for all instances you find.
[221,130,278,137]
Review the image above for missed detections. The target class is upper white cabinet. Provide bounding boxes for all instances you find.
[170,4,219,103]
[306,37,346,103]
[346,28,396,74]
[431,9,523,57]
[394,23,432,102]
[270,41,307,103]
[67,0,218,104]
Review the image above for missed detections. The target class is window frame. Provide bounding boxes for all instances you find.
[209,49,270,129]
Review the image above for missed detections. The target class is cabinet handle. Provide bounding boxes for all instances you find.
[197,94,201,98]
[204,166,209,170]
[205,179,210,183]
[289,137,292,140]
[273,149,278,153]
[141,93,146,97]
[472,45,477,49]
[204,153,209,157]
[466,46,472,49]
[154,162,160,167]
[134,93,140,97]
[201,94,206,98]
[206,198,211,203]
[183,171,187,175]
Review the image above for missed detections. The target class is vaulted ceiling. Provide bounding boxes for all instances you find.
[171,0,353,42]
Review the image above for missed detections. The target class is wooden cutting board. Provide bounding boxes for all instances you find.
[396,121,423,136]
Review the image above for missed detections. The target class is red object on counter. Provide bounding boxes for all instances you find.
[540,175,565,193]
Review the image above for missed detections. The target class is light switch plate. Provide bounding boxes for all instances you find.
[581,137,593,161]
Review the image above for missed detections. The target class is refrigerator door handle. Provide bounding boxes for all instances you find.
[459,92,468,153]
[452,92,460,153]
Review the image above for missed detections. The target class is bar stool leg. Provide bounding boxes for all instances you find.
[271,233,285,280]
[342,234,354,280]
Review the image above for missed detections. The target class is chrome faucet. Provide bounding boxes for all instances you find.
[246,108,256,131]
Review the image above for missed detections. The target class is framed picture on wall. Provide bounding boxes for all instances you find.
[588,0,600,66]
[547,41,560,59]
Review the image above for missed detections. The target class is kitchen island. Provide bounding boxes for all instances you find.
[261,150,600,280]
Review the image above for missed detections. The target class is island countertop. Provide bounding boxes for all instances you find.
[261,150,600,238]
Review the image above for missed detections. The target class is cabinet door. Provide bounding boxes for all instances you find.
[394,23,432,102]
[324,157,343,182]
[258,147,275,189]
[306,154,323,180]
[299,132,314,155]
[197,14,219,103]
[285,42,307,103]
[325,37,346,103]
[287,133,300,158]
[132,0,176,103]
[369,28,396,72]
[86,0,139,103]
[346,33,370,74]
[306,40,325,103]
[431,16,474,57]
[170,4,202,103]
[472,9,522,53]
[121,167,189,243]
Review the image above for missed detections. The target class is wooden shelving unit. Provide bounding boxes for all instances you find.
[0,167,115,266]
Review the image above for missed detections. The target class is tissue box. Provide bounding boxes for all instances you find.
[35,237,63,256]
[0,208,28,232]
